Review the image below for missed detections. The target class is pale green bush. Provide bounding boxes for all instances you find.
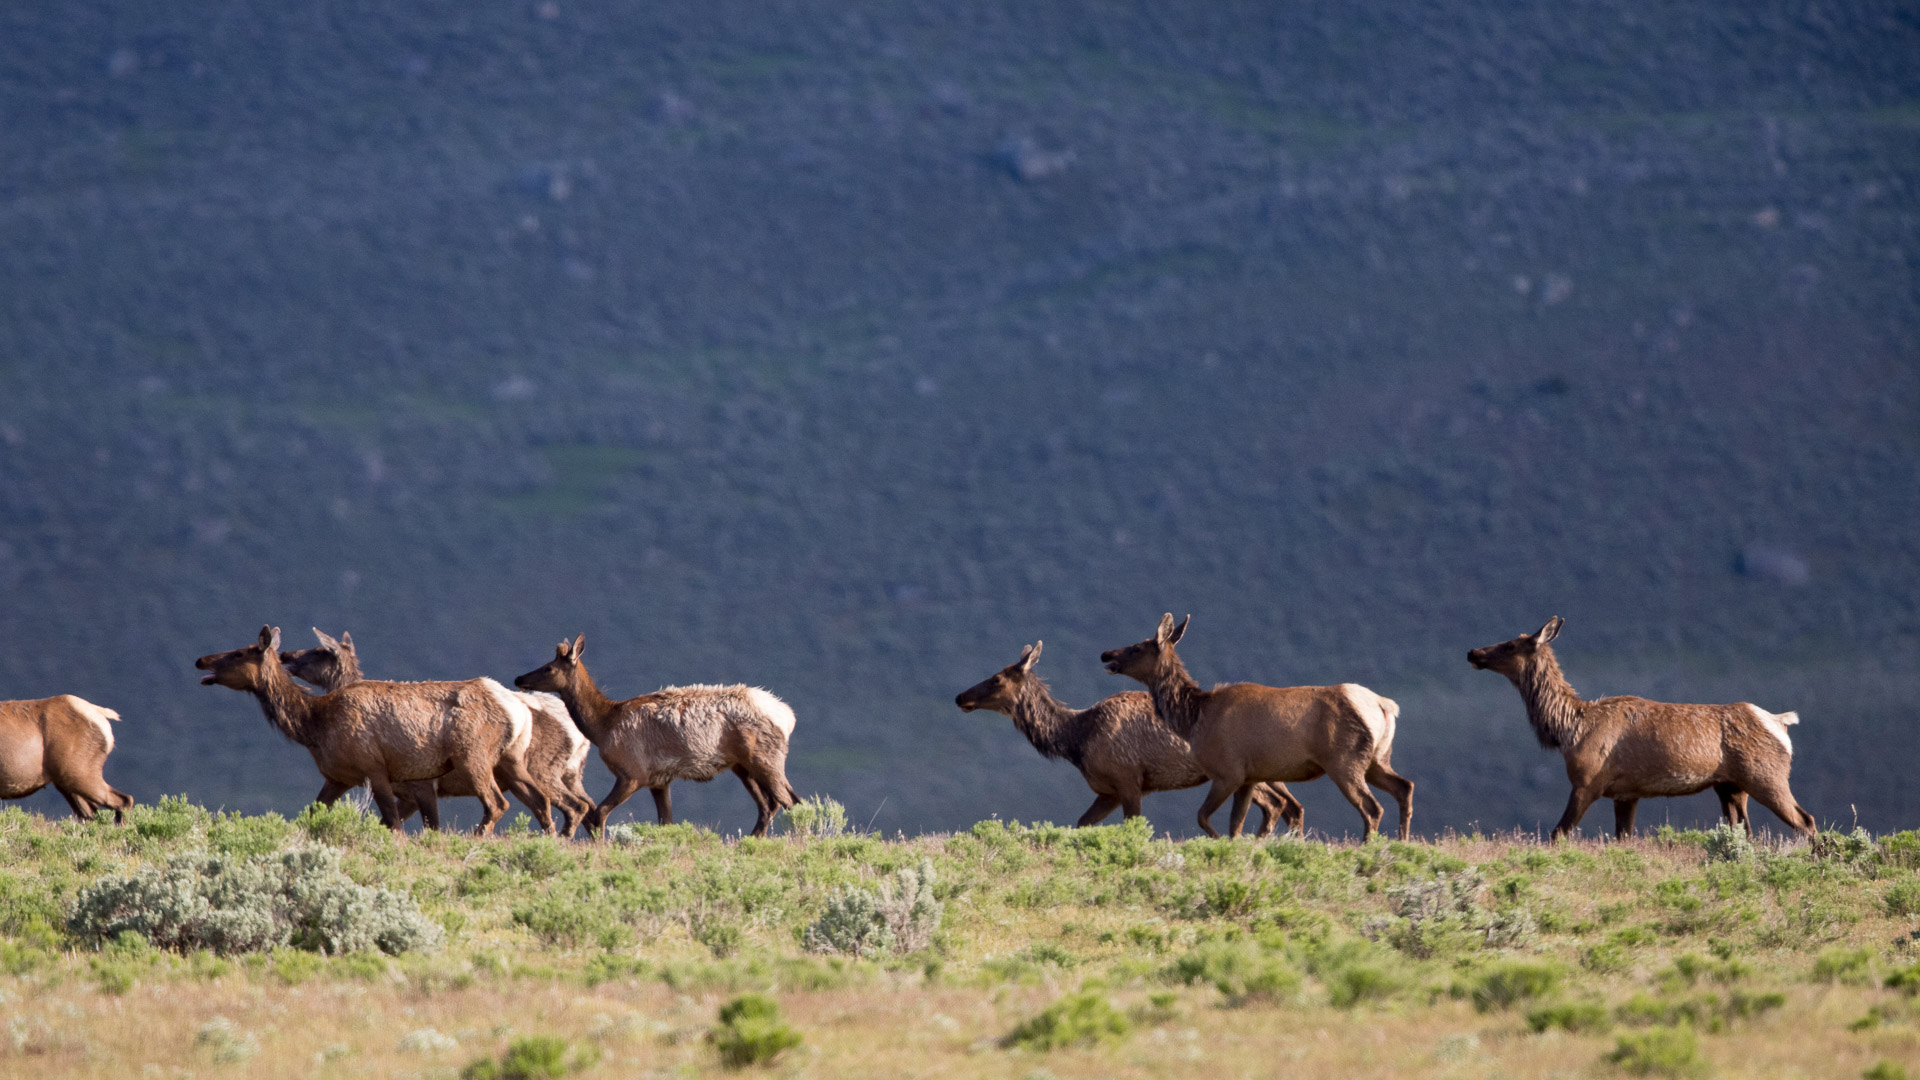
[67,846,440,956]
[804,859,941,956]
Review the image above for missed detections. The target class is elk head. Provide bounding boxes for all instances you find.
[196,625,282,689]
[280,627,357,690]
[516,634,586,693]
[955,641,1043,712]
[1467,616,1564,675]
[1100,613,1188,683]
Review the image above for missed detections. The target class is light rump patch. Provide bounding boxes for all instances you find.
[1746,704,1797,755]
[1339,684,1394,745]
[479,679,534,753]
[745,687,797,739]
[63,695,121,753]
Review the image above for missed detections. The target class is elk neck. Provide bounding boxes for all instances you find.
[1145,649,1207,739]
[551,662,620,742]
[254,651,324,748]
[1002,676,1094,767]
[1515,645,1586,750]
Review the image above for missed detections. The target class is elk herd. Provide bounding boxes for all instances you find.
[0,615,1820,844]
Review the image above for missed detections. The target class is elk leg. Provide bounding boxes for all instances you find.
[1075,795,1122,828]
[1226,784,1258,838]
[1550,780,1605,841]
[56,788,98,822]
[104,787,134,825]
[1118,791,1144,819]
[1713,783,1750,835]
[398,782,434,830]
[1195,779,1235,839]
[364,773,405,831]
[314,778,354,806]
[1366,763,1416,841]
[650,784,674,825]
[731,764,776,837]
[1329,766,1385,841]
[1271,783,1306,835]
[586,776,645,836]
[1742,777,1818,837]
[1612,798,1638,839]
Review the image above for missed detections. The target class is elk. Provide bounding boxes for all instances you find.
[955,641,1305,834]
[1101,614,1414,840]
[1468,616,1816,839]
[0,695,134,822]
[280,628,595,836]
[514,635,798,837]
[197,626,549,834]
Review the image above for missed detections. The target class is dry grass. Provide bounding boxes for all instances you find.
[3,801,1920,1077]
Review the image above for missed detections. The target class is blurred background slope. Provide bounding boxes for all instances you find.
[0,2,1914,834]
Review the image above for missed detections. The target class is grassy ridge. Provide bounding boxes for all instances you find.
[3,800,1920,1077]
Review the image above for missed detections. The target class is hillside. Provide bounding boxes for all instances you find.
[4,803,1920,1077]
[0,2,1915,833]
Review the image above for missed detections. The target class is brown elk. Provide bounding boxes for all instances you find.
[1101,614,1414,840]
[197,626,550,834]
[1468,616,1816,839]
[514,635,798,837]
[281,628,596,836]
[0,695,134,822]
[956,641,1305,834]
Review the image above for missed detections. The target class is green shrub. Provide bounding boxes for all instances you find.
[778,796,848,839]
[296,799,387,846]
[462,1035,600,1079]
[67,846,441,956]
[1606,1025,1707,1077]
[510,894,631,950]
[133,795,205,842]
[1164,941,1300,1004]
[804,860,941,956]
[1812,946,1874,985]
[1473,960,1561,1012]
[1003,990,1131,1051]
[1884,964,1920,995]
[1583,943,1630,974]
[1326,962,1403,1008]
[208,812,292,857]
[1700,824,1754,864]
[1884,880,1920,917]
[694,912,745,958]
[1528,1001,1612,1034]
[496,839,571,880]
[1865,1060,1909,1080]
[709,994,803,1068]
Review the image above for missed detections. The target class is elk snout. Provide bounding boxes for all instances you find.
[1467,648,1490,669]
[1100,650,1123,673]
[954,693,977,711]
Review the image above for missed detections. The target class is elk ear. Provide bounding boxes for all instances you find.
[570,634,586,659]
[1020,641,1043,671]
[1168,614,1190,645]
[260,626,282,653]
[555,641,570,658]
[1536,616,1564,645]
[336,631,355,656]
[311,627,341,652]
[1156,612,1177,644]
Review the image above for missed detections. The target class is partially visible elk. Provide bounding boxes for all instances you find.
[514,635,798,837]
[956,641,1304,834]
[281,628,595,836]
[197,626,549,834]
[0,695,134,822]
[1468,616,1816,839]
[1101,614,1414,840]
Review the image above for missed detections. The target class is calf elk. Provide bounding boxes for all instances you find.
[956,641,1303,834]
[1468,616,1816,839]
[515,635,798,837]
[1101,614,1414,840]
[281,628,595,835]
[198,626,548,834]
[0,695,133,822]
